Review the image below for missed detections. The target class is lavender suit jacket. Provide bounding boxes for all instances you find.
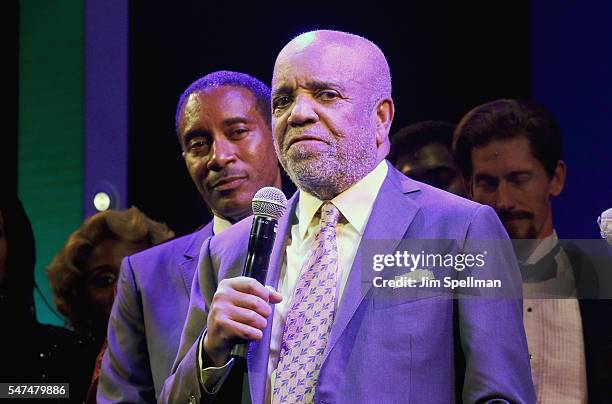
[98,222,213,402]
[160,163,536,403]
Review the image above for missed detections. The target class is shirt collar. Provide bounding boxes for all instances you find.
[296,160,388,238]
[525,230,559,264]
[212,215,233,235]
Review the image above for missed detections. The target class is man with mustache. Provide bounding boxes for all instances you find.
[160,31,535,403]
[97,71,282,402]
[453,100,565,245]
[453,99,610,402]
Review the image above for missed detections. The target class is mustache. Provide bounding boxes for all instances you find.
[205,170,247,188]
[496,209,534,222]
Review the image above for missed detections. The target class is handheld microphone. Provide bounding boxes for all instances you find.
[598,208,612,245]
[231,187,287,360]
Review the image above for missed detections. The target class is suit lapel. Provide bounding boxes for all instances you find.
[246,192,299,404]
[179,222,214,295]
[243,167,421,399]
[324,164,421,360]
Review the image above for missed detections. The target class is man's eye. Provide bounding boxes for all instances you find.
[188,139,209,151]
[273,96,292,110]
[229,128,249,138]
[318,90,339,101]
[510,175,531,186]
[475,178,497,192]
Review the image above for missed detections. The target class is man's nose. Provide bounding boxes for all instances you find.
[494,181,516,211]
[207,136,236,171]
[287,94,318,127]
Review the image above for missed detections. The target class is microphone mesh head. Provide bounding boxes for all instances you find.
[598,208,612,244]
[252,187,288,219]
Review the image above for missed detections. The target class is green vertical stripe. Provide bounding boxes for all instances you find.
[19,0,84,326]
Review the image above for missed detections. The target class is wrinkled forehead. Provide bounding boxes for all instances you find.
[184,86,246,111]
[273,39,374,89]
[180,87,258,124]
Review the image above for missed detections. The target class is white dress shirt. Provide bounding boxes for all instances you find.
[212,215,232,235]
[522,231,587,404]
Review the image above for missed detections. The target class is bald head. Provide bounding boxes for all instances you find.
[274,30,392,105]
[271,30,395,200]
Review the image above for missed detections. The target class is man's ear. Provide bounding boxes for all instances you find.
[550,160,566,197]
[374,98,394,147]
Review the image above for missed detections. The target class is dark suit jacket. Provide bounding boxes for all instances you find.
[97,222,213,403]
[564,242,612,403]
[160,163,536,403]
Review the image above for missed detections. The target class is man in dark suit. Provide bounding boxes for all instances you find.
[97,71,282,402]
[453,98,612,402]
[160,31,535,403]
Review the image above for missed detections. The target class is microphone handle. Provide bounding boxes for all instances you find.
[230,215,278,360]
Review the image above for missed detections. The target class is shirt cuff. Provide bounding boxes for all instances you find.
[197,331,235,394]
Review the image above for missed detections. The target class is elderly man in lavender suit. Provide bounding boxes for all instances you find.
[97,71,281,402]
[160,31,536,403]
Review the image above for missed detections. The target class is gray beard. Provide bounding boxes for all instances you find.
[281,140,377,201]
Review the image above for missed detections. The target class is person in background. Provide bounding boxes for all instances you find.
[453,98,612,402]
[97,70,284,402]
[0,193,99,403]
[388,120,466,196]
[47,206,174,346]
[47,207,174,403]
